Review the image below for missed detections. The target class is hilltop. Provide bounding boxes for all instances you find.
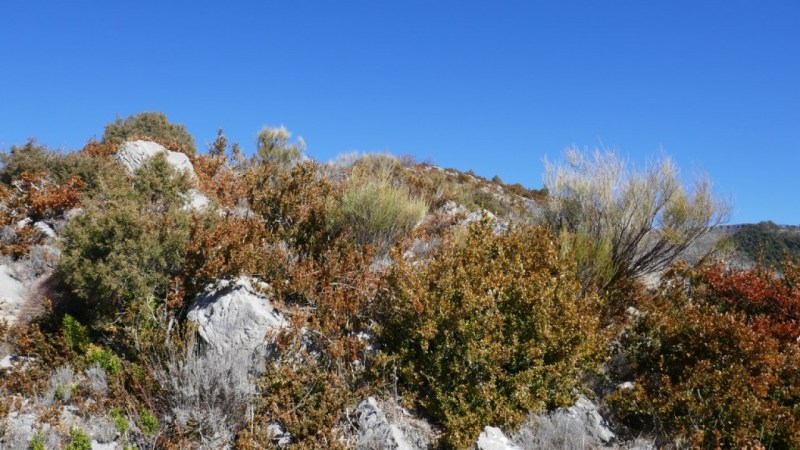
[1,113,798,450]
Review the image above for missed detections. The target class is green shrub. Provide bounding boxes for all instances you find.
[327,174,427,252]
[377,219,603,448]
[110,408,129,435]
[61,314,89,353]
[256,125,304,166]
[29,433,45,450]
[102,111,196,155]
[138,409,159,436]
[87,344,122,375]
[65,427,91,450]
[59,155,191,331]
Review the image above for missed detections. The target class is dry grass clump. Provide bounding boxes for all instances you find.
[327,175,427,252]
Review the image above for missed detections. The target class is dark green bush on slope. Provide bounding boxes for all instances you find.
[59,153,192,331]
[377,218,604,448]
[102,111,197,155]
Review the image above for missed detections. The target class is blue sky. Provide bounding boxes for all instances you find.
[1,1,798,224]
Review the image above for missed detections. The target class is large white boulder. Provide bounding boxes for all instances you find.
[114,140,196,180]
[475,426,522,450]
[187,277,285,358]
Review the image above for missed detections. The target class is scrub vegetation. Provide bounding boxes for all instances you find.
[1,113,795,449]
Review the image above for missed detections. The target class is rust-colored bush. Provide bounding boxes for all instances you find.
[79,138,118,158]
[608,259,800,448]
[246,161,336,258]
[0,171,84,257]
[245,238,381,449]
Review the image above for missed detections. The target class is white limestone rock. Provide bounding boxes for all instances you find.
[114,140,196,180]
[563,395,615,444]
[187,277,285,358]
[475,426,523,450]
[0,265,28,326]
[356,397,433,450]
[182,188,211,211]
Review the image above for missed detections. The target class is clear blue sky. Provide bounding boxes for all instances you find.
[1,1,798,224]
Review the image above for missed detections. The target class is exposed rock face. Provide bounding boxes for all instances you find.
[509,395,617,449]
[187,277,285,358]
[114,140,211,209]
[114,140,196,179]
[356,397,433,450]
[563,396,615,444]
[0,265,29,327]
[475,426,522,450]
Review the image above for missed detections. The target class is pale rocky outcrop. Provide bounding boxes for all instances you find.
[475,426,522,450]
[114,140,196,179]
[0,265,28,327]
[562,396,615,444]
[356,397,434,450]
[187,277,285,358]
[114,140,211,210]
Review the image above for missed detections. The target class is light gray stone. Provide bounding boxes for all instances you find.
[0,264,27,326]
[475,426,523,450]
[356,397,433,450]
[563,396,615,444]
[187,277,285,358]
[114,140,196,180]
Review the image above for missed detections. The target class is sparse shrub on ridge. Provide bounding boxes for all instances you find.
[541,149,729,293]
[256,125,305,167]
[376,218,603,448]
[102,111,197,155]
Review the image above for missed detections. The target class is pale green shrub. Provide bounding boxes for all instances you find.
[542,148,729,291]
[327,174,427,251]
[256,125,304,166]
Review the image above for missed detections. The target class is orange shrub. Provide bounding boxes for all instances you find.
[609,259,800,448]
[245,238,381,449]
[0,171,84,257]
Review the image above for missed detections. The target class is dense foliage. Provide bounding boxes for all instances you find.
[4,115,798,449]
[608,258,800,448]
[378,219,603,448]
[59,154,192,333]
